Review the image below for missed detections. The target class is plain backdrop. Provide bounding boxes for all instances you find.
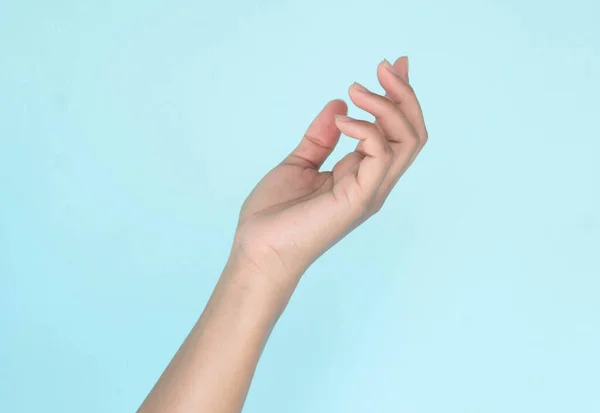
[1,0,599,412]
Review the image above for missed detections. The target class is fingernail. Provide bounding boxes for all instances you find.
[334,114,354,122]
[382,58,402,77]
[351,82,370,93]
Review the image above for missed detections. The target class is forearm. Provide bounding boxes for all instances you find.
[137,252,296,413]
[136,55,425,413]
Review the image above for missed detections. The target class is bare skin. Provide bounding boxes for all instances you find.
[137,56,428,413]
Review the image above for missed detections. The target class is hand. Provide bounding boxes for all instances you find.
[138,56,428,413]
[231,57,428,287]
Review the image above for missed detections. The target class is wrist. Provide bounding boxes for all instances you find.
[228,231,308,285]
[220,247,302,317]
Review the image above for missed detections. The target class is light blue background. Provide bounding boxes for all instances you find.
[2,0,599,412]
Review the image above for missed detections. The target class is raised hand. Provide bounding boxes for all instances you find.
[138,56,429,413]
[231,57,428,286]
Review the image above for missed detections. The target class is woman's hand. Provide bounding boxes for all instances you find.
[138,56,428,413]
[232,57,428,287]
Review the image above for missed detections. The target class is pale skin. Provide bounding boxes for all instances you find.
[137,56,428,413]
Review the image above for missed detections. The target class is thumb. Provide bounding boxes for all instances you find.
[283,99,348,169]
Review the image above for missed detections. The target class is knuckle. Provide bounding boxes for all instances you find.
[372,199,385,215]
[406,133,420,150]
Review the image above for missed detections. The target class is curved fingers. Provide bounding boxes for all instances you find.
[348,82,419,149]
[377,59,428,146]
[333,115,393,202]
[283,99,348,169]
